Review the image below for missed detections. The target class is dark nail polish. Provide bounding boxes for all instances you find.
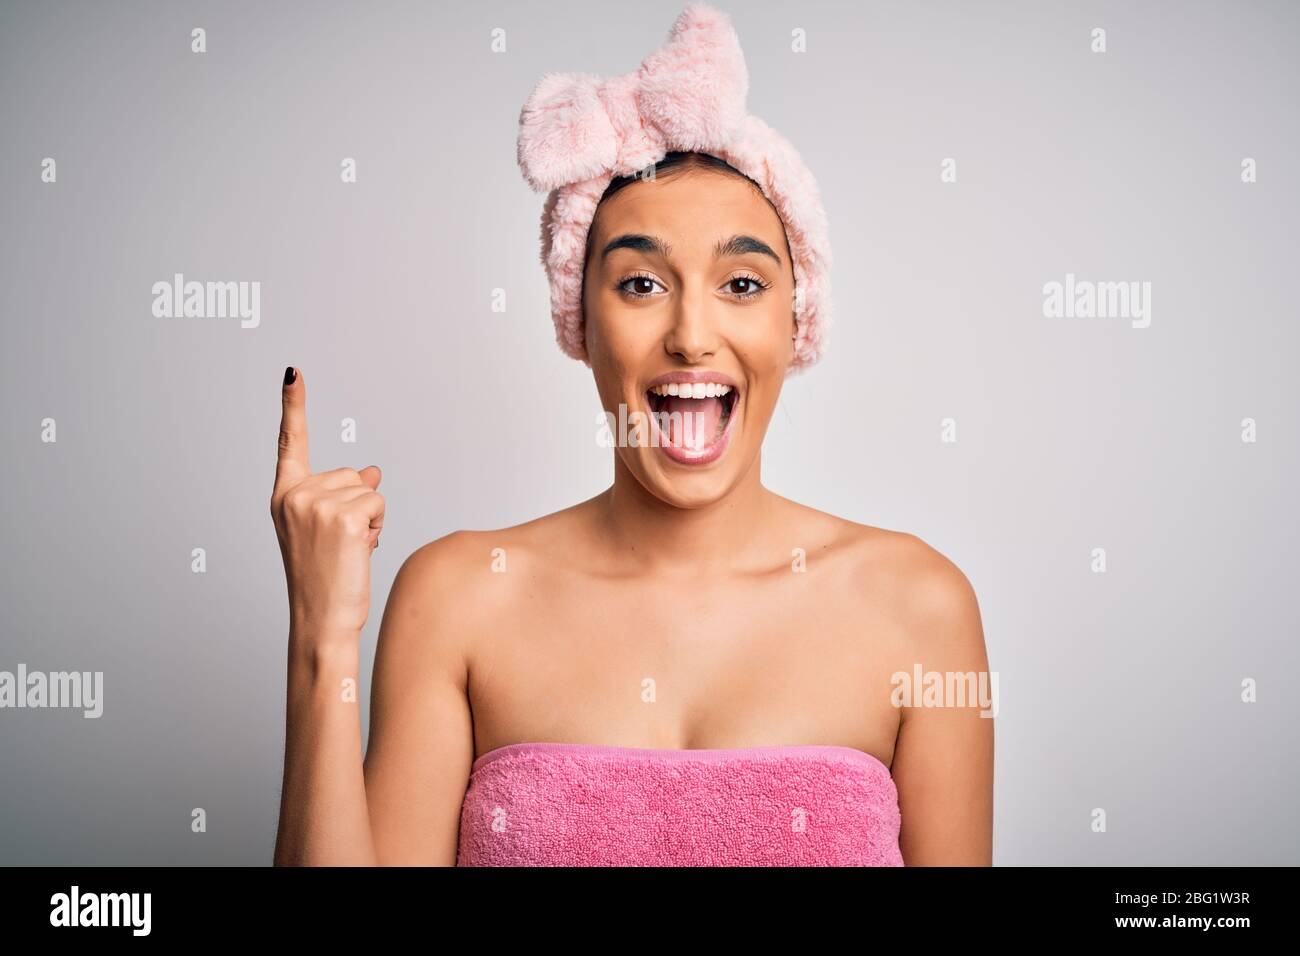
[283,366,296,386]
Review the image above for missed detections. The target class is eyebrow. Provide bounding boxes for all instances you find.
[599,233,782,265]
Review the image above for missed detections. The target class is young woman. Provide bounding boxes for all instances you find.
[272,4,992,867]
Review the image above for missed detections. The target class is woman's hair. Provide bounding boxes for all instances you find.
[599,150,759,204]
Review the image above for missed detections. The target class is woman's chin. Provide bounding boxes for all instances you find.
[630,445,748,509]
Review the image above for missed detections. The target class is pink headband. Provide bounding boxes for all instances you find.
[516,1,833,372]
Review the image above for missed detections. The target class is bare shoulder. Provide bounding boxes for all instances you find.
[786,499,985,656]
[382,502,590,636]
[863,527,980,631]
[856,522,984,660]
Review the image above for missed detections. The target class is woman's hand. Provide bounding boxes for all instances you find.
[270,367,385,642]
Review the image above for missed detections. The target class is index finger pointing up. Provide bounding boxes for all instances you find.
[275,366,311,491]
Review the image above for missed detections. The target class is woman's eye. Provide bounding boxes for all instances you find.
[726,276,769,298]
[618,275,665,298]
[617,274,769,299]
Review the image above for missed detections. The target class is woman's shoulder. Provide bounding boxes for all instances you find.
[388,503,587,603]
[782,498,982,635]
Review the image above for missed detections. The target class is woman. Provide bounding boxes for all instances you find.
[272,3,992,866]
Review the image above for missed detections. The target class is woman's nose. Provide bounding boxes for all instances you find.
[662,288,720,362]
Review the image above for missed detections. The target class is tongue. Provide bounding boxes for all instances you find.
[660,396,723,451]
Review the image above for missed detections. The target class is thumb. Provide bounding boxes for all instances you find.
[358,465,382,490]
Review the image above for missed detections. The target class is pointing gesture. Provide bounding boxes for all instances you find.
[270,367,385,638]
[275,365,313,492]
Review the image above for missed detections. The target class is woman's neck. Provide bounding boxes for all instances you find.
[594,453,780,574]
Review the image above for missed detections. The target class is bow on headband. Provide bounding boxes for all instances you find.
[516,3,751,192]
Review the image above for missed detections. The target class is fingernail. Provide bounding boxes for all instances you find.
[283,366,296,386]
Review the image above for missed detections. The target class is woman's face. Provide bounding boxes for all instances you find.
[583,165,796,509]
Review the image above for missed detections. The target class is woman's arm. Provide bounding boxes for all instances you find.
[890,544,995,865]
[269,368,475,866]
[270,368,386,866]
[363,539,476,866]
[274,540,475,867]
[275,629,377,865]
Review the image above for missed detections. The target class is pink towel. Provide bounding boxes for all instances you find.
[456,742,903,866]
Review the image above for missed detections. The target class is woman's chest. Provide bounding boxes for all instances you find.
[464,571,907,764]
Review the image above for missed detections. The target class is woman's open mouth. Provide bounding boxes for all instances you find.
[643,376,740,466]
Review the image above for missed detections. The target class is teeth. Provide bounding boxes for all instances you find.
[649,383,733,398]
